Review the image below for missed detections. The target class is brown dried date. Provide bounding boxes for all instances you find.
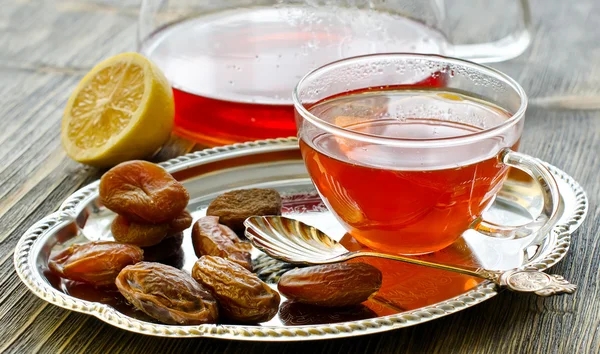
[192,256,280,323]
[99,160,189,223]
[48,241,143,287]
[111,210,192,247]
[158,247,185,269]
[141,232,184,262]
[206,188,282,233]
[191,216,252,271]
[277,263,382,307]
[116,262,218,325]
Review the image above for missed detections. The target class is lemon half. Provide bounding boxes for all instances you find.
[61,52,174,167]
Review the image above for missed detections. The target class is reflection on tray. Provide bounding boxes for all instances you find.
[279,301,377,326]
[339,234,484,315]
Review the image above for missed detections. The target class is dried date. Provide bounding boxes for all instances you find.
[99,160,189,223]
[191,216,252,271]
[157,247,185,269]
[192,256,280,323]
[116,262,218,325]
[48,241,143,287]
[206,188,282,233]
[141,232,184,262]
[277,263,382,307]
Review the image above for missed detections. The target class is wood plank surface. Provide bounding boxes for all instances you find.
[0,0,599,353]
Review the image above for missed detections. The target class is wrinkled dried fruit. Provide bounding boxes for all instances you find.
[168,209,193,232]
[99,160,189,223]
[111,209,192,247]
[233,239,253,253]
[111,215,170,247]
[279,301,377,326]
[157,247,185,269]
[141,232,184,262]
[192,216,252,271]
[206,188,282,233]
[49,241,143,287]
[116,262,218,325]
[277,263,382,307]
[192,256,280,323]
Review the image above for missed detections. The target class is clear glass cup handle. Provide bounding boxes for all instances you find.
[449,0,533,63]
[476,149,561,240]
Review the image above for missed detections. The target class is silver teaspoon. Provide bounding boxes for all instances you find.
[244,216,576,297]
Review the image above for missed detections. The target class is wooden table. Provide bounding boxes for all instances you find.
[1,1,598,353]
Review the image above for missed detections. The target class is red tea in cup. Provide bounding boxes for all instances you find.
[300,88,519,254]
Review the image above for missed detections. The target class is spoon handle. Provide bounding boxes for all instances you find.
[350,251,576,296]
[477,269,576,296]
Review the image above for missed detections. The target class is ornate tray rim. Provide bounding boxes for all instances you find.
[13,137,588,341]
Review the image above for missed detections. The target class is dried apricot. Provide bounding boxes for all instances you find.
[111,209,192,247]
[168,209,193,232]
[116,262,218,325]
[99,160,189,223]
[111,215,170,247]
[206,188,282,233]
[277,263,382,307]
[192,256,280,323]
[49,241,143,287]
[191,216,252,271]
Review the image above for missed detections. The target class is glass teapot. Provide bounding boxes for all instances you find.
[138,0,531,146]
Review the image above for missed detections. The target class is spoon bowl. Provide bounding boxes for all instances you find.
[243,215,350,265]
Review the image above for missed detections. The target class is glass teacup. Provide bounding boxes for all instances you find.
[294,54,559,255]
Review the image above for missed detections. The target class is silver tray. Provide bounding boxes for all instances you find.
[14,138,588,341]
